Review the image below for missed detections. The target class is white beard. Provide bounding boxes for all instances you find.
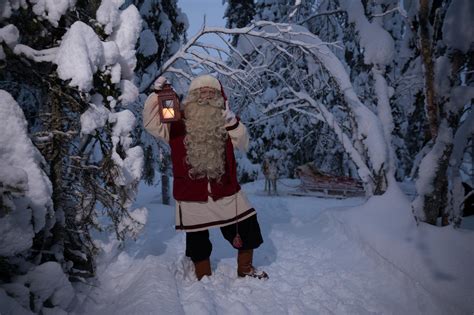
[184,96,227,180]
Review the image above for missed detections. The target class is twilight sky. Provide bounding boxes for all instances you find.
[177,0,230,60]
[178,0,227,38]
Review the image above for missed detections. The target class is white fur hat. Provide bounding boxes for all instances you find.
[188,75,221,92]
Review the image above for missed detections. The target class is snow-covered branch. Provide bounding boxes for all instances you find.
[13,45,57,62]
[156,20,393,194]
[299,9,345,24]
[155,21,339,87]
[371,6,407,18]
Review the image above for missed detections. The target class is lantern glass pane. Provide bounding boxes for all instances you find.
[162,99,174,108]
[163,108,175,119]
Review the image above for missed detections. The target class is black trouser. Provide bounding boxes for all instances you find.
[185,214,263,262]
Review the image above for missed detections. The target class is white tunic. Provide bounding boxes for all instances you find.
[143,93,256,232]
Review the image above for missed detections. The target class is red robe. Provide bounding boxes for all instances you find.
[169,118,241,202]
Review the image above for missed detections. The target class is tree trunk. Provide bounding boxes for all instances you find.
[49,90,94,279]
[372,66,395,192]
[419,0,438,139]
[422,145,451,225]
[411,118,453,224]
[50,92,63,223]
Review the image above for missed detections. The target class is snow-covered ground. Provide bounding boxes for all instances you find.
[73,179,474,315]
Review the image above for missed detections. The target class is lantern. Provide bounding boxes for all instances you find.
[156,84,181,123]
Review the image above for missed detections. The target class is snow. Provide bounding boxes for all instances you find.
[0,164,34,254]
[80,94,110,136]
[2,3,473,313]
[42,307,68,315]
[0,288,32,315]
[288,0,301,19]
[0,90,52,254]
[110,63,122,84]
[372,67,395,175]
[73,179,474,314]
[414,120,453,197]
[236,153,260,182]
[262,87,277,103]
[54,21,107,91]
[138,29,158,57]
[21,262,75,311]
[30,0,76,27]
[373,68,394,141]
[96,0,124,35]
[109,110,144,186]
[442,0,474,53]
[109,4,142,80]
[119,79,139,105]
[340,0,394,66]
[450,85,474,113]
[122,145,145,184]
[41,6,140,94]
[0,24,19,60]
[103,40,121,66]
[13,44,57,63]
[412,120,454,220]
[110,109,136,143]
[53,15,140,98]
[434,56,451,97]
[0,23,19,46]
[117,207,148,239]
[342,184,474,310]
[452,110,474,167]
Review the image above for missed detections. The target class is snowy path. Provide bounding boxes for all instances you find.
[73,181,473,315]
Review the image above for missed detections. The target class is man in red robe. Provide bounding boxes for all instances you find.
[143,75,268,280]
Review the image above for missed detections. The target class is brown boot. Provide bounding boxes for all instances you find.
[237,249,268,279]
[194,259,212,280]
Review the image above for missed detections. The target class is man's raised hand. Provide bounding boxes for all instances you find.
[153,76,168,91]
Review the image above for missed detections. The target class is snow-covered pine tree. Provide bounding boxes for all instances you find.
[255,0,301,22]
[0,90,72,314]
[223,0,256,46]
[379,1,427,181]
[1,0,145,312]
[131,0,188,204]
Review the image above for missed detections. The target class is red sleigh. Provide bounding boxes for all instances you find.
[294,164,365,198]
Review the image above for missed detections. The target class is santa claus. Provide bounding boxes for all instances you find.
[143,74,268,280]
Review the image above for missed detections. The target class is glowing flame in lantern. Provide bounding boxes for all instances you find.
[163,108,175,119]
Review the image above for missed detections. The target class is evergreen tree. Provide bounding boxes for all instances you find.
[131,0,188,204]
[0,0,145,312]
[223,0,256,46]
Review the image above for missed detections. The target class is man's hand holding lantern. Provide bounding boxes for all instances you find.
[153,76,168,91]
